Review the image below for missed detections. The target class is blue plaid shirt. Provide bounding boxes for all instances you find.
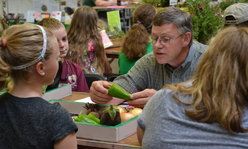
[114,41,207,93]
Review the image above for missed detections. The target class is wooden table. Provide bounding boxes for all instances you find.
[93,4,135,9]
[61,92,141,149]
[105,46,122,59]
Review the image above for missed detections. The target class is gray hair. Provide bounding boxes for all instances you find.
[153,7,193,47]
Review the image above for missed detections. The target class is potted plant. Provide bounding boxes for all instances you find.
[107,25,125,47]
[141,0,163,7]
[219,0,248,12]
[178,0,223,44]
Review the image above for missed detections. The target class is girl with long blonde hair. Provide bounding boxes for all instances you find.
[0,23,77,148]
[67,6,112,76]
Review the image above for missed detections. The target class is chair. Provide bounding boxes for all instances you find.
[84,74,105,88]
[107,73,122,82]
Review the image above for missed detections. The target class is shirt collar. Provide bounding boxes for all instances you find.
[164,41,196,70]
[181,41,198,68]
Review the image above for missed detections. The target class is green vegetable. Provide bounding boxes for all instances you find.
[108,84,131,100]
[87,113,100,124]
[74,111,100,124]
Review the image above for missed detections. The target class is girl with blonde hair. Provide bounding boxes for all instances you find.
[67,6,112,76]
[0,23,77,148]
[137,26,248,148]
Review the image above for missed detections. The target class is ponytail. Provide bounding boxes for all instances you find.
[122,23,149,61]
[0,37,10,90]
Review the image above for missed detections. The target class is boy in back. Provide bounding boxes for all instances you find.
[38,18,89,92]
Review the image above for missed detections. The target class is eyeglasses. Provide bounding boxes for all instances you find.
[151,34,182,45]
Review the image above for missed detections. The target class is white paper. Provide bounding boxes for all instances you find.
[26,11,34,23]
[100,30,113,49]
[74,97,95,103]
[51,11,62,21]
[170,0,178,6]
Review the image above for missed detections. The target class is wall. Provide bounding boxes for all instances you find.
[2,0,77,19]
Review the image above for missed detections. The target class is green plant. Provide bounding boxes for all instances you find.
[0,8,9,37]
[107,25,125,39]
[219,0,248,12]
[0,7,20,37]
[181,0,223,44]
[141,0,162,7]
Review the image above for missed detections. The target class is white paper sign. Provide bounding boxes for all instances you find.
[51,11,62,21]
[170,0,178,6]
[100,30,113,49]
[26,11,35,23]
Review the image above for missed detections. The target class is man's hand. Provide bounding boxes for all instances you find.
[127,89,157,108]
[90,81,113,104]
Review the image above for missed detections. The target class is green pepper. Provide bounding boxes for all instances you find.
[87,113,100,124]
[74,111,99,124]
[108,84,131,100]
[81,116,99,124]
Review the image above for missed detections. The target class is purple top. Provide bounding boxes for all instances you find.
[60,59,89,92]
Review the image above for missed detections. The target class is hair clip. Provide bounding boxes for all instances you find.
[1,39,7,48]
[40,52,44,59]
[137,21,142,24]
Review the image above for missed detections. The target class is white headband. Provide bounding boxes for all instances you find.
[12,25,47,70]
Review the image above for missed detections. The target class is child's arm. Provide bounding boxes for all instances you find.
[54,131,77,149]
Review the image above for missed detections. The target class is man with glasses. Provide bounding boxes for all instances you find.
[90,7,207,108]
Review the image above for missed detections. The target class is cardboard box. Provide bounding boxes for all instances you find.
[0,83,72,101]
[49,100,138,142]
[42,84,72,101]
